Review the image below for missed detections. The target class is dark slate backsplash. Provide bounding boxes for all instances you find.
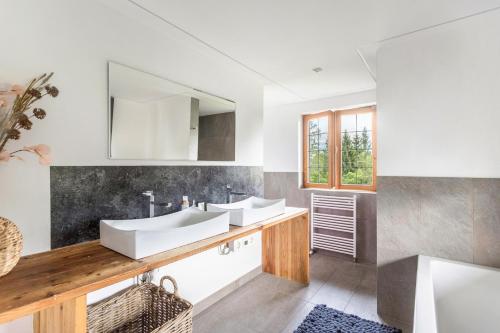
[50,166,263,249]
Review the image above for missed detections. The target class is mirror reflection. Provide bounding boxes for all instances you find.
[108,62,236,161]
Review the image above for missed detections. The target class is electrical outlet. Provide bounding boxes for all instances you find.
[228,240,242,252]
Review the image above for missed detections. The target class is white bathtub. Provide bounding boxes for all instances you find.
[413,256,500,333]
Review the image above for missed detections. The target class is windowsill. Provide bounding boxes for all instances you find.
[300,187,376,194]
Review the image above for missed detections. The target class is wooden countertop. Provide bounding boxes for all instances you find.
[0,207,308,324]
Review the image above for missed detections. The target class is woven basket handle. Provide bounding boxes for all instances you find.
[159,275,179,297]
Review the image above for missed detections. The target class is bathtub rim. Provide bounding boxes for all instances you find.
[413,255,500,333]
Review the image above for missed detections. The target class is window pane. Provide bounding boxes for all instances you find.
[341,131,357,149]
[318,117,328,134]
[309,152,319,167]
[309,119,319,135]
[309,135,319,151]
[341,114,356,132]
[357,113,372,132]
[318,168,329,184]
[339,111,374,186]
[318,133,328,150]
[318,150,329,168]
[356,168,373,185]
[357,150,373,168]
[358,130,372,150]
[309,169,319,183]
[341,167,357,185]
[341,154,373,185]
[306,115,330,185]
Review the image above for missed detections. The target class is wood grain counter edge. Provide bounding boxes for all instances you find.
[0,207,308,324]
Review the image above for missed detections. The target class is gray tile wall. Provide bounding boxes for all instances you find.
[50,165,263,249]
[264,172,377,264]
[377,176,500,327]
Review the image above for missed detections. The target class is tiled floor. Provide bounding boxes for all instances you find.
[194,253,412,333]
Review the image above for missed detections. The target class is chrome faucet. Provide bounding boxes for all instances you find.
[142,191,172,218]
[142,191,155,218]
[225,184,246,204]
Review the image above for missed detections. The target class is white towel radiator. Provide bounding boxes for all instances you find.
[311,193,357,261]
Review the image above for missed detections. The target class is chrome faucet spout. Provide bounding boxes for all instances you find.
[142,191,172,217]
[225,184,246,204]
[142,190,155,218]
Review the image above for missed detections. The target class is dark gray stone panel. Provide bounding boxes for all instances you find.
[50,165,263,248]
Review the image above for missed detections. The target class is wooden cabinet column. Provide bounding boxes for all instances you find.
[262,212,310,284]
[33,295,86,333]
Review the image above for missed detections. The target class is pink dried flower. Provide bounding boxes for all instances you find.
[0,150,10,162]
[24,144,52,165]
[11,84,25,95]
[0,73,58,166]
[38,154,52,165]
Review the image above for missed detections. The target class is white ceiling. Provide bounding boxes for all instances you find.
[121,0,500,106]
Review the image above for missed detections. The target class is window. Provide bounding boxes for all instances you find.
[302,111,334,188]
[303,106,376,191]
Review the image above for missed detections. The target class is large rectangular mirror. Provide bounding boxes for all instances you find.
[108,62,236,161]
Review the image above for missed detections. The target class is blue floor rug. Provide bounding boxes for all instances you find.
[294,305,402,333]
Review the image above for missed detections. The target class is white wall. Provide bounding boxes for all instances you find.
[377,8,500,178]
[264,90,376,172]
[0,1,263,331]
[88,233,262,306]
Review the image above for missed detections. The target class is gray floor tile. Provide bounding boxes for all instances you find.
[309,253,338,280]
[276,276,324,302]
[194,306,257,333]
[202,278,307,333]
[279,302,316,333]
[310,270,362,310]
[193,254,407,333]
[344,283,377,320]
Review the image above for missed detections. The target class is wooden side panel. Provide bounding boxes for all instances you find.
[33,295,86,333]
[262,213,310,284]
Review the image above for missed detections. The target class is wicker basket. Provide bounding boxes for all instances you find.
[0,217,23,278]
[87,276,193,333]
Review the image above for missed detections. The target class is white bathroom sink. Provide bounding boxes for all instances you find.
[207,196,286,226]
[100,207,230,259]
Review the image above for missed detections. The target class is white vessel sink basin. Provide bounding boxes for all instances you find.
[207,196,285,226]
[100,207,229,259]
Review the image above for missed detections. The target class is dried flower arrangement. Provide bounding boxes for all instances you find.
[0,73,59,164]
